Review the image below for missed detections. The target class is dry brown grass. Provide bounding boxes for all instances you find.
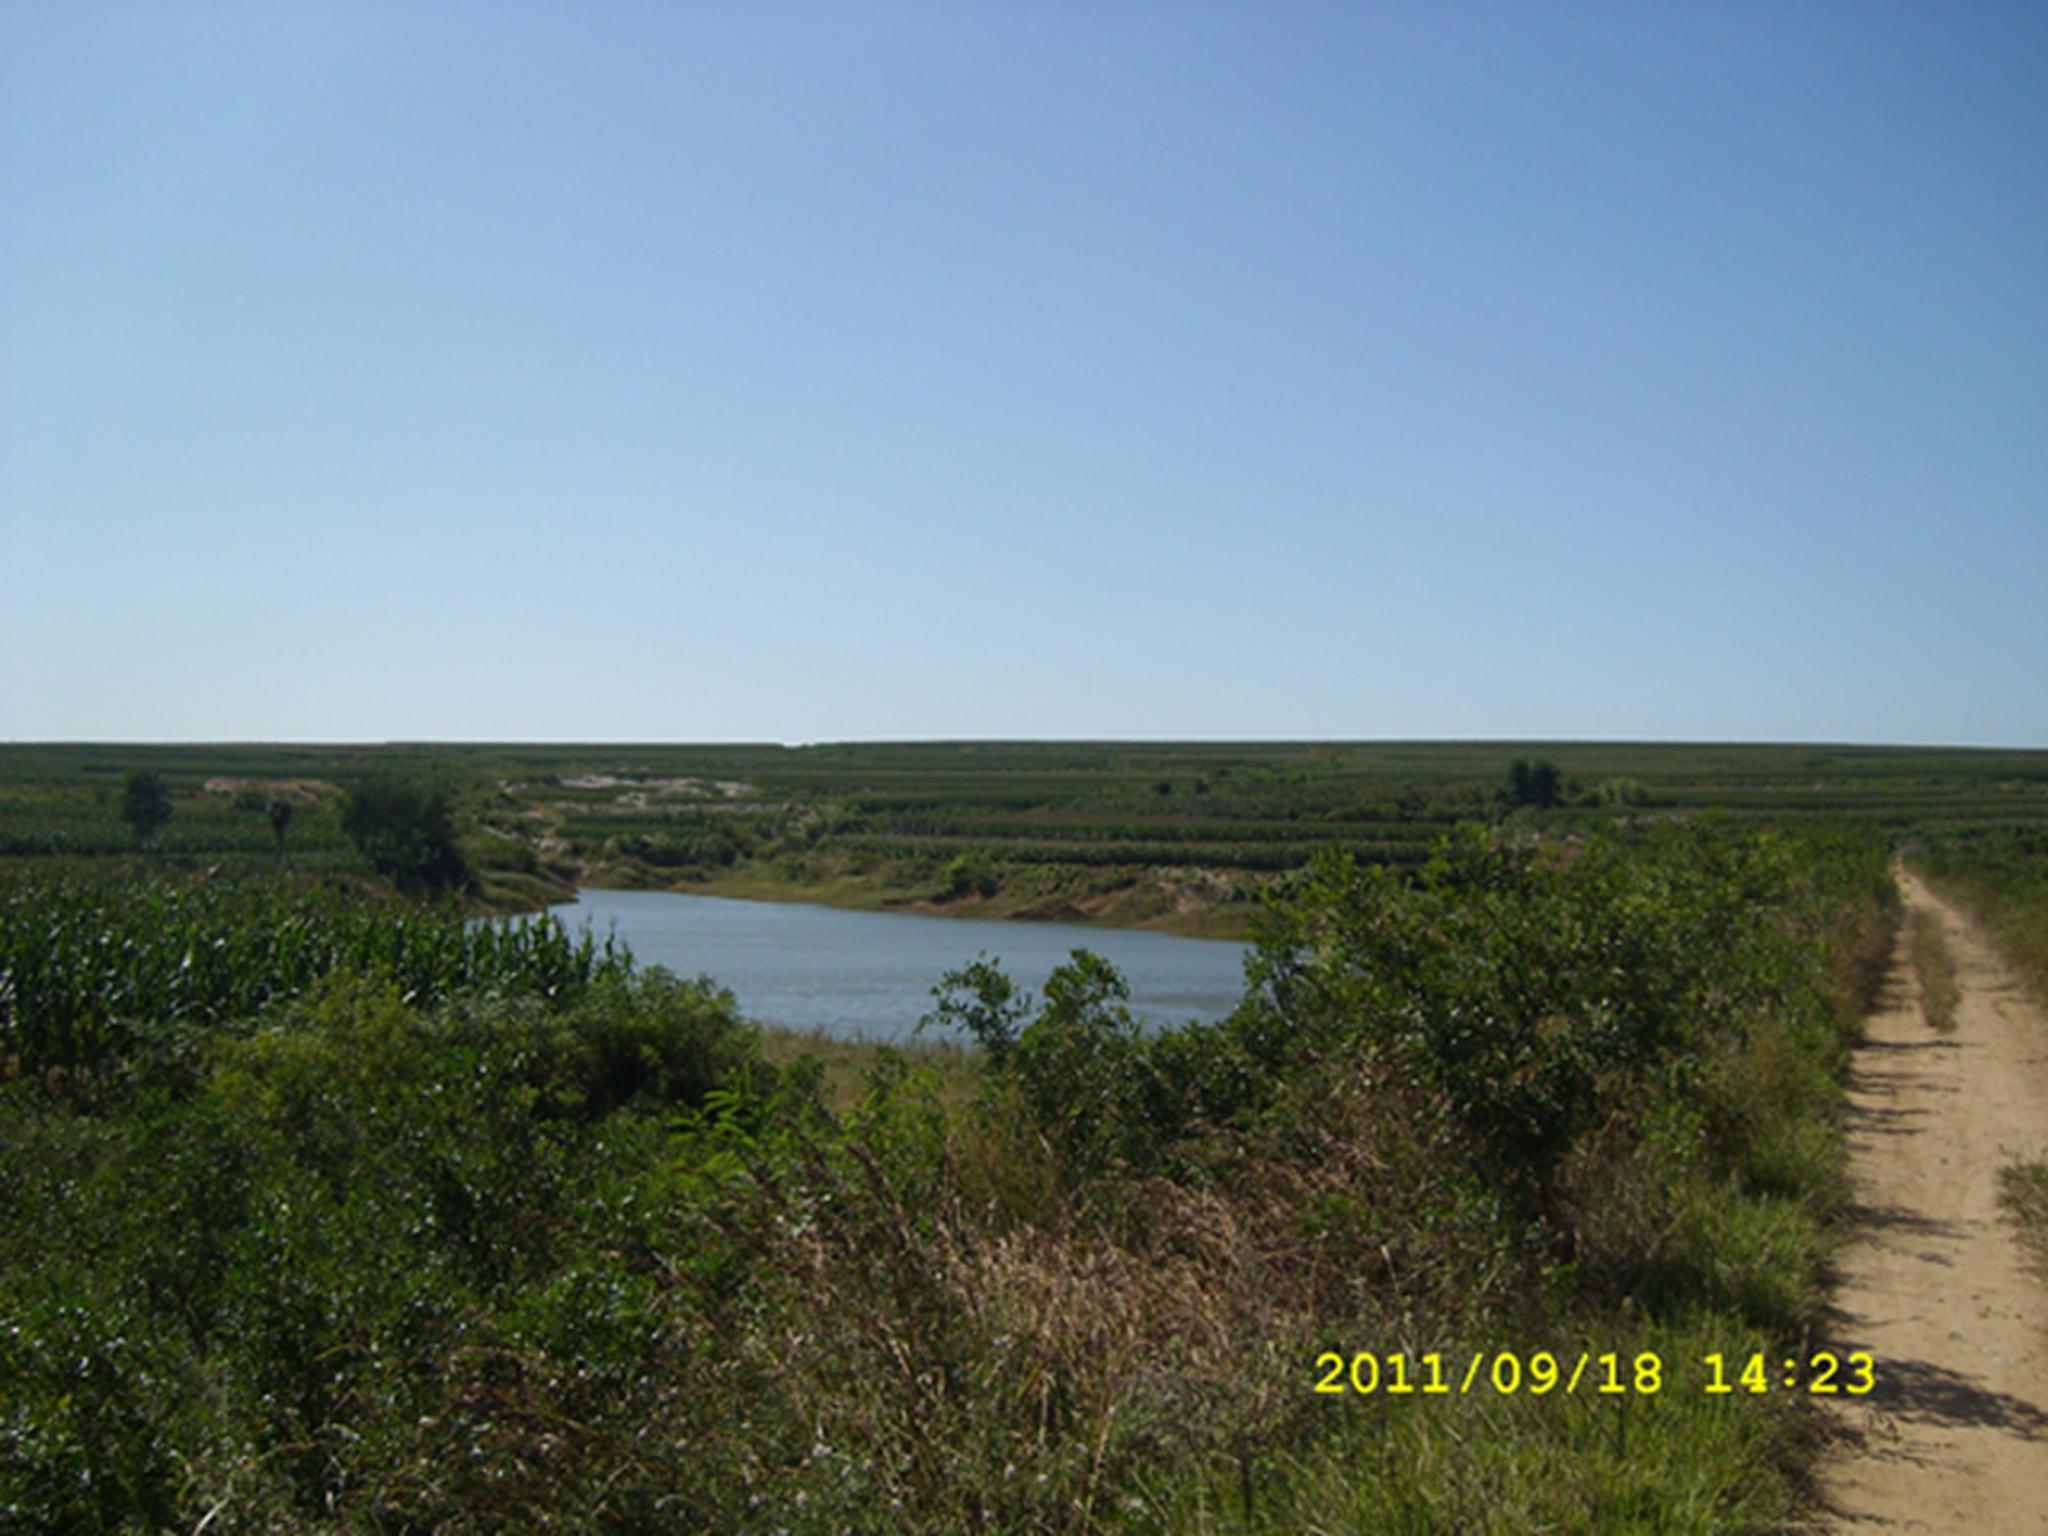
[692,1049,1511,1532]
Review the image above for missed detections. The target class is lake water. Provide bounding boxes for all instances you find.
[536,888,1252,1041]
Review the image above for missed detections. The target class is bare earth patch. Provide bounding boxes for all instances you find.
[1822,871,2048,1531]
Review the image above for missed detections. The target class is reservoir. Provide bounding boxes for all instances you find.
[540,888,1252,1042]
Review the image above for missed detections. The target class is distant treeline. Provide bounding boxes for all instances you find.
[3,740,2044,924]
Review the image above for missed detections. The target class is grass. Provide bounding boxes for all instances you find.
[1909,827,2048,1004]
[757,1024,981,1112]
[2000,1165,2048,1272]
[1908,909,1962,1032]
[1147,1320,1821,1534]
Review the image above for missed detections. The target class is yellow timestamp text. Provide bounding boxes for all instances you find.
[1313,1350,1878,1397]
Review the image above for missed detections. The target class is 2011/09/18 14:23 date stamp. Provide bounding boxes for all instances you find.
[1313,1350,1878,1398]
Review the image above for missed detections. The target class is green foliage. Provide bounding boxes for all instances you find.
[0,872,629,1077]
[940,849,999,898]
[1006,949,1155,1174]
[7,741,2047,934]
[340,775,471,895]
[1911,823,2048,998]
[1597,775,1654,807]
[265,797,294,860]
[1507,757,1564,808]
[552,967,770,1117]
[118,770,173,849]
[0,822,1909,1532]
[1237,826,1887,1245]
[921,952,1030,1064]
[611,817,746,870]
[0,962,784,1532]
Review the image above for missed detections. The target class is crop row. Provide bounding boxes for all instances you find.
[0,874,629,1074]
[831,833,1420,870]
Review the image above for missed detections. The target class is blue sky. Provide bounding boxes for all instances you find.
[4,2,2044,745]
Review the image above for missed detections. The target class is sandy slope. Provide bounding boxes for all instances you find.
[1822,871,2048,1532]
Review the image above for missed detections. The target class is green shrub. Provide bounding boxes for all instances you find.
[940,850,1000,898]
[554,968,768,1116]
[340,775,471,895]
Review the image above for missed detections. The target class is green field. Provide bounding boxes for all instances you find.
[6,739,2046,933]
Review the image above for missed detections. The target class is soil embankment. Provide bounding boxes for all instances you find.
[1824,871,2048,1530]
[484,859,1255,939]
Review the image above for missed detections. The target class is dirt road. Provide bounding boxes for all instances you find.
[1822,871,2048,1531]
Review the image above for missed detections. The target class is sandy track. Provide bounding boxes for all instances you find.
[1822,871,2048,1532]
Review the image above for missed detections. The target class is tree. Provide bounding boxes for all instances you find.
[231,788,297,868]
[120,770,173,849]
[1508,758,1564,809]
[266,798,295,869]
[340,776,471,896]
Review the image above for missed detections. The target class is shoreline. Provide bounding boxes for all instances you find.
[477,863,1258,941]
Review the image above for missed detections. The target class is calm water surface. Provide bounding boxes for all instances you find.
[539,888,1250,1041]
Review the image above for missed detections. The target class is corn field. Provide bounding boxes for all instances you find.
[0,874,629,1074]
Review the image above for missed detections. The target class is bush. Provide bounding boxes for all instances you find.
[1231,823,1889,1254]
[554,968,769,1117]
[1597,776,1654,807]
[340,776,471,895]
[922,953,1031,1064]
[1507,758,1564,808]
[941,851,999,899]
